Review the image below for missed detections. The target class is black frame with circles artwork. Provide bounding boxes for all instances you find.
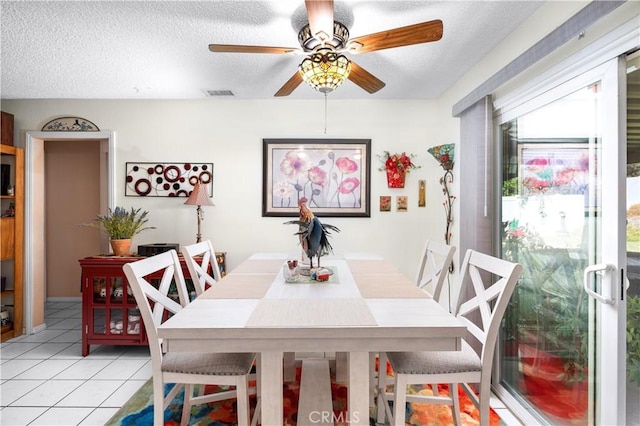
[125,162,214,197]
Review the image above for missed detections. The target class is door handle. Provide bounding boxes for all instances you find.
[583,263,615,304]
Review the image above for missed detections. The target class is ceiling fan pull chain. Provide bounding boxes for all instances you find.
[324,93,328,134]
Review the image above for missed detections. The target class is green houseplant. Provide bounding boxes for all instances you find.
[628,295,640,386]
[502,220,589,420]
[80,206,155,255]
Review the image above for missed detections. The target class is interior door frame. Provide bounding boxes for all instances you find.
[23,131,115,335]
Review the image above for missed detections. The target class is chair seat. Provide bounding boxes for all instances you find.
[387,341,480,375]
[162,352,256,376]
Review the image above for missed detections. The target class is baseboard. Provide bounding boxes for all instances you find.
[32,323,47,334]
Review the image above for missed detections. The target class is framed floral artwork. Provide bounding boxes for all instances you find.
[380,196,391,212]
[518,143,589,197]
[396,195,408,212]
[262,139,371,217]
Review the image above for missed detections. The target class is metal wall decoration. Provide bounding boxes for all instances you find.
[428,143,455,245]
[428,143,456,273]
[125,162,214,197]
[41,116,100,131]
[418,180,426,207]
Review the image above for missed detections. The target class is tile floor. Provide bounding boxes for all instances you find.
[0,300,151,426]
[0,300,524,426]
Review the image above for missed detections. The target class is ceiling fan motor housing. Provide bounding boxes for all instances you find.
[298,21,349,52]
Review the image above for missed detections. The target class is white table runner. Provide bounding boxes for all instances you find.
[264,259,362,299]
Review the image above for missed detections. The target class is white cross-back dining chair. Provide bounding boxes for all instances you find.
[181,239,222,296]
[415,239,456,300]
[376,249,523,426]
[123,250,257,426]
[369,240,456,403]
[181,240,260,398]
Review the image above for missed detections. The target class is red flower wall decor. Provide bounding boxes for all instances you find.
[378,151,420,188]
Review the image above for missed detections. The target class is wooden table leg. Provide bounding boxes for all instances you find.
[335,352,348,383]
[348,351,370,426]
[297,359,333,425]
[283,351,296,382]
[260,351,283,425]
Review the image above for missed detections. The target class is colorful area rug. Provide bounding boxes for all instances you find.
[106,366,501,426]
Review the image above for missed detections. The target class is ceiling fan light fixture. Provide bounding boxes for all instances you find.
[298,21,349,51]
[298,48,351,94]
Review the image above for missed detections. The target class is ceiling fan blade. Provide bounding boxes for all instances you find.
[349,20,443,54]
[275,72,304,97]
[209,44,299,54]
[305,0,334,43]
[348,61,385,94]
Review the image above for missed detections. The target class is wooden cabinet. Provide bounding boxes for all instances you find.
[1,111,14,146]
[79,252,226,356]
[1,218,15,258]
[1,144,24,342]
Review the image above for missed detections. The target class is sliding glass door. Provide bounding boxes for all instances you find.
[626,51,640,425]
[496,56,627,425]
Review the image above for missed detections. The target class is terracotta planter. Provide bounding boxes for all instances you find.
[386,169,406,188]
[110,239,132,256]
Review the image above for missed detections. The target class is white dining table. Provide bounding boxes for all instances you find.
[157,253,466,425]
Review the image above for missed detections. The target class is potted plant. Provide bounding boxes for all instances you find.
[503,224,589,420]
[80,206,155,256]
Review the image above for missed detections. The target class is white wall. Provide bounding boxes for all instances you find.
[4,98,452,278]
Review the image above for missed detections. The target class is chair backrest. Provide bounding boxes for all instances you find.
[414,240,456,301]
[181,240,222,296]
[123,250,189,364]
[454,249,523,372]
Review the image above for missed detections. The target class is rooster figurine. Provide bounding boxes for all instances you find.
[284,198,340,269]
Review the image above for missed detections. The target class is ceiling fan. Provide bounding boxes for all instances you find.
[208,0,443,97]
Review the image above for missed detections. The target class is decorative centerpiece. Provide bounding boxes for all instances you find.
[284,198,340,272]
[80,206,156,256]
[378,151,420,188]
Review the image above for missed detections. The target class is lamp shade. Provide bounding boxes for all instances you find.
[299,48,351,94]
[184,182,214,206]
[428,144,455,171]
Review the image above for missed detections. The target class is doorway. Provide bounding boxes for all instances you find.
[44,140,102,299]
[498,83,599,425]
[495,56,629,424]
[24,131,114,334]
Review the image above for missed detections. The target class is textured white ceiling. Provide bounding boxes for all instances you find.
[0,0,544,100]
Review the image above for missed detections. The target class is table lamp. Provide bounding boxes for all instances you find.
[184,182,214,243]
